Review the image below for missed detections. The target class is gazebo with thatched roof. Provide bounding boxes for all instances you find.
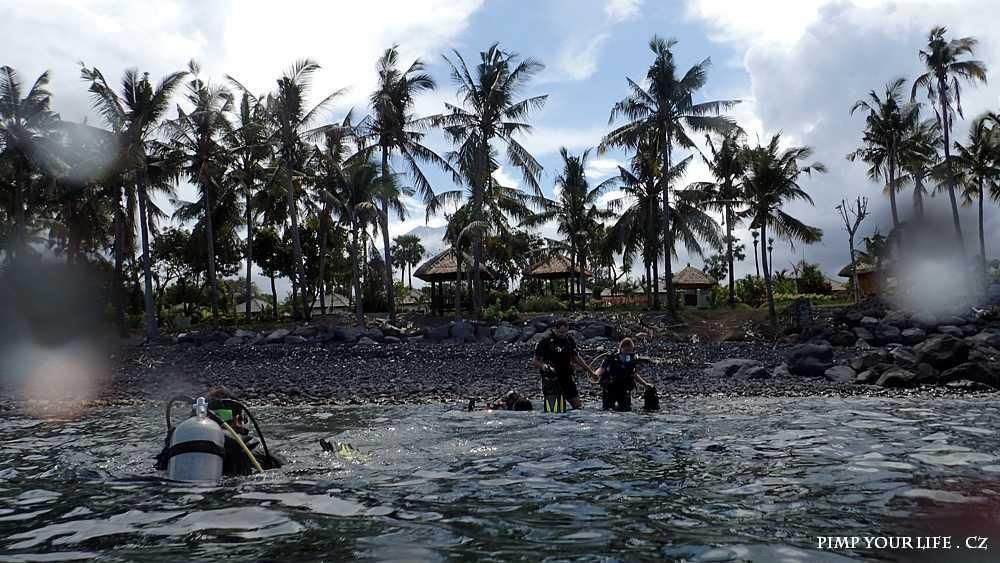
[838,261,881,297]
[524,254,592,301]
[663,265,717,308]
[414,247,497,315]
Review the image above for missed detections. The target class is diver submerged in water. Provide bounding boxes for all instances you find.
[594,337,656,412]
[531,318,599,413]
[155,387,282,480]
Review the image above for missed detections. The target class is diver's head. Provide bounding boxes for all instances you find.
[206,386,246,430]
[619,338,635,362]
[553,319,570,339]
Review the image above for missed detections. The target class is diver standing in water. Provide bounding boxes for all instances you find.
[595,337,654,411]
[531,318,599,412]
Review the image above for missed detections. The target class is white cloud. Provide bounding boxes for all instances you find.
[605,0,643,22]
[585,157,623,180]
[516,124,607,157]
[553,33,610,81]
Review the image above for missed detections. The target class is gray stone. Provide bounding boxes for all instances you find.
[568,329,583,342]
[528,331,547,345]
[850,350,888,372]
[855,370,875,384]
[937,325,964,338]
[772,363,792,378]
[381,324,405,338]
[265,328,290,342]
[968,329,1000,349]
[882,310,910,328]
[874,323,902,344]
[889,346,918,370]
[234,329,257,339]
[938,315,969,327]
[224,336,244,346]
[969,342,1000,365]
[356,336,378,346]
[585,336,612,346]
[960,324,979,336]
[441,337,462,346]
[876,367,917,388]
[901,327,927,345]
[860,316,879,330]
[384,336,401,344]
[493,325,522,343]
[915,363,939,384]
[824,365,856,383]
[853,327,874,342]
[451,321,475,341]
[284,335,308,344]
[826,330,858,347]
[529,316,556,332]
[291,325,318,337]
[940,362,998,387]
[427,324,452,342]
[582,322,614,339]
[914,334,970,370]
[363,328,384,342]
[705,359,768,379]
[334,327,360,343]
[784,341,834,378]
[910,313,939,331]
[520,327,538,342]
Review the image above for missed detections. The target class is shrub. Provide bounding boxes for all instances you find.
[736,275,766,307]
[521,294,566,312]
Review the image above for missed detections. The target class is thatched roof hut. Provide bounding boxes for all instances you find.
[672,265,716,289]
[525,255,591,280]
[414,248,497,283]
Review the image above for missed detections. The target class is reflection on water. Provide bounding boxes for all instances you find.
[1,398,999,561]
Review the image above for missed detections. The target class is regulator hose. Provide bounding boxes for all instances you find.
[222,421,264,473]
[207,398,272,461]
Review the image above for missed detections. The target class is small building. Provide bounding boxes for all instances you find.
[524,254,591,300]
[838,261,881,297]
[235,297,273,316]
[663,265,717,309]
[311,293,351,315]
[414,247,497,315]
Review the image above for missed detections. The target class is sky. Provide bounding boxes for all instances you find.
[4,0,1000,297]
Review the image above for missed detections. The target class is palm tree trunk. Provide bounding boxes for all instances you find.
[270,274,278,320]
[318,205,330,316]
[113,187,127,337]
[203,184,220,324]
[455,252,462,319]
[938,86,965,252]
[849,235,861,304]
[245,184,254,318]
[644,260,651,308]
[350,215,364,328]
[569,244,576,310]
[761,223,776,327]
[13,160,27,261]
[753,241,760,278]
[379,146,397,322]
[662,137,676,317]
[726,205,735,307]
[652,254,660,311]
[979,179,987,288]
[136,182,158,340]
[888,140,899,229]
[914,174,926,220]
[408,263,413,289]
[285,159,310,320]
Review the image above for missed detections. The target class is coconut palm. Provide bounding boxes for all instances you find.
[849,78,920,233]
[356,45,453,321]
[522,148,614,309]
[912,26,989,250]
[437,43,547,316]
[0,66,58,262]
[80,64,186,338]
[740,134,825,326]
[392,233,424,288]
[166,63,235,323]
[224,79,272,317]
[268,59,344,320]
[953,116,1000,285]
[694,130,747,306]
[898,117,942,219]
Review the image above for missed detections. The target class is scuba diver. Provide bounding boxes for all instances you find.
[531,318,599,413]
[594,338,657,412]
[487,390,533,411]
[155,387,282,480]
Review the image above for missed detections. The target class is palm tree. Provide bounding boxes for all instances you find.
[310,114,355,315]
[268,59,344,320]
[695,130,746,306]
[740,134,825,326]
[81,64,186,338]
[392,233,424,288]
[357,45,453,322]
[438,43,547,316]
[166,63,233,323]
[0,66,58,263]
[912,26,988,251]
[601,36,738,316]
[225,78,272,318]
[523,148,613,309]
[752,230,760,277]
[953,115,1000,285]
[898,117,941,220]
[849,78,919,233]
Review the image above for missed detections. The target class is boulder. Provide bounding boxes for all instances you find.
[901,328,927,345]
[224,336,244,347]
[844,311,864,325]
[940,362,998,387]
[914,334,969,370]
[493,325,522,343]
[784,341,834,378]
[529,316,556,332]
[850,349,889,372]
[283,335,308,344]
[427,324,452,342]
[967,329,1000,349]
[356,336,378,346]
[915,363,940,384]
[889,346,918,370]
[960,324,979,336]
[969,342,1000,365]
[234,329,257,339]
[853,327,874,343]
[384,336,401,344]
[705,359,768,379]
[451,321,475,342]
[910,313,939,331]
[585,336,612,346]
[882,310,910,328]
[291,325,318,338]
[265,328,290,342]
[824,365,856,383]
[826,329,858,347]
[937,325,965,339]
[520,327,538,342]
[527,331,547,345]
[772,363,792,378]
[874,323,902,344]
[363,328,384,342]
[855,370,875,384]
[938,314,970,327]
[987,283,1000,305]
[860,316,879,330]
[876,367,917,388]
[568,330,584,342]
[380,324,405,338]
[334,327,360,343]
[582,322,614,339]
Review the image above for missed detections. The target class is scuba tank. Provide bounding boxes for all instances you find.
[167,397,225,482]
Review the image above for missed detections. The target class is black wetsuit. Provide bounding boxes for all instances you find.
[600,354,637,411]
[535,333,580,405]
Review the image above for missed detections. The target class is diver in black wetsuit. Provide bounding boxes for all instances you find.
[595,338,654,412]
[530,318,599,412]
